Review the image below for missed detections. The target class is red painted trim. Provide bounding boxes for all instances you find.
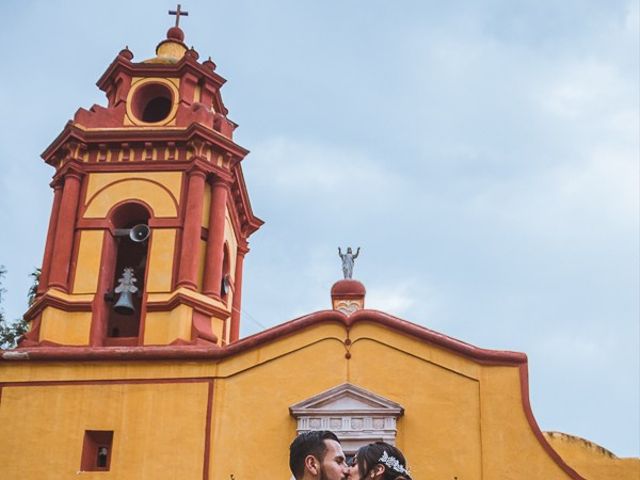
[48,169,84,291]
[43,123,248,165]
[231,164,263,237]
[38,183,63,295]
[0,377,212,388]
[517,364,586,479]
[73,160,229,176]
[104,337,138,347]
[24,291,93,322]
[229,249,245,342]
[202,179,228,296]
[203,380,214,480]
[77,217,181,230]
[191,311,219,344]
[3,309,527,364]
[176,167,207,289]
[146,291,229,318]
[95,54,227,98]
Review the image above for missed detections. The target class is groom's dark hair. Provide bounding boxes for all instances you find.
[289,430,340,479]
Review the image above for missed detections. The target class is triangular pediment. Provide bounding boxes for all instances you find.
[290,383,403,416]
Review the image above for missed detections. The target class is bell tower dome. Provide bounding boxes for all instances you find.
[22,17,263,349]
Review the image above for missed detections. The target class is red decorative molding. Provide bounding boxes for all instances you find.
[331,279,366,301]
[146,291,229,319]
[24,291,93,322]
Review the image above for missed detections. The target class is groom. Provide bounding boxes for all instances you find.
[289,430,350,480]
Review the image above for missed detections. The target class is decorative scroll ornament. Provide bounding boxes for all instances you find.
[335,299,361,316]
[378,450,411,476]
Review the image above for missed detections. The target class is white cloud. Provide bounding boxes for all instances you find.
[251,137,402,195]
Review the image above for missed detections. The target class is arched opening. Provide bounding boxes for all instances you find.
[130,82,173,123]
[105,203,150,342]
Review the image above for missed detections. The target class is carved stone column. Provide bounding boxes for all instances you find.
[48,167,83,291]
[229,244,248,342]
[202,178,229,297]
[38,179,64,294]
[176,165,207,290]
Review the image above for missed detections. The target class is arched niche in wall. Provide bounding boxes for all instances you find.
[104,202,151,344]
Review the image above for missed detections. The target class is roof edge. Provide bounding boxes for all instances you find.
[2,309,525,365]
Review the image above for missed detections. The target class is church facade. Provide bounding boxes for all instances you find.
[0,17,637,480]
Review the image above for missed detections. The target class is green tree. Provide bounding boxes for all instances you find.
[0,266,32,350]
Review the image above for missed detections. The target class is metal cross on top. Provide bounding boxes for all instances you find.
[169,4,189,27]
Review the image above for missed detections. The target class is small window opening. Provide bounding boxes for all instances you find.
[81,430,114,472]
[142,96,172,122]
[131,82,173,123]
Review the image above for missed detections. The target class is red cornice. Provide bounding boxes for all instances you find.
[41,122,249,165]
[231,164,264,237]
[7,309,524,364]
[23,291,93,322]
[146,291,229,319]
[96,54,227,99]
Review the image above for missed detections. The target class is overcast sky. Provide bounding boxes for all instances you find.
[0,0,637,457]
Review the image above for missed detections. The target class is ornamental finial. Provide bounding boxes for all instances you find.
[168,4,189,27]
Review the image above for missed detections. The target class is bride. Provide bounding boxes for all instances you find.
[348,442,412,480]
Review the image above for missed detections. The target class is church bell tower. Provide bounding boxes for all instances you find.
[22,14,263,348]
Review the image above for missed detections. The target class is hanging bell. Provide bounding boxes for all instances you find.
[112,267,138,315]
[113,290,135,315]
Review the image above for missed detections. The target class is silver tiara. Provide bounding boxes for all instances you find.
[378,450,410,476]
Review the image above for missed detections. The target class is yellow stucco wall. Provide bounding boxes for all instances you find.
[71,230,104,294]
[83,172,182,218]
[0,381,209,479]
[38,308,91,345]
[1,318,630,479]
[143,304,193,345]
[544,432,640,480]
[145,228,176,293]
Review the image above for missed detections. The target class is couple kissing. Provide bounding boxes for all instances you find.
[290,430,412,480]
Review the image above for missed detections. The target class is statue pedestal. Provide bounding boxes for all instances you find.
[330,279,366,316]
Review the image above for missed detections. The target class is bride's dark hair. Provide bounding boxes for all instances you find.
[354,442,412,480]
